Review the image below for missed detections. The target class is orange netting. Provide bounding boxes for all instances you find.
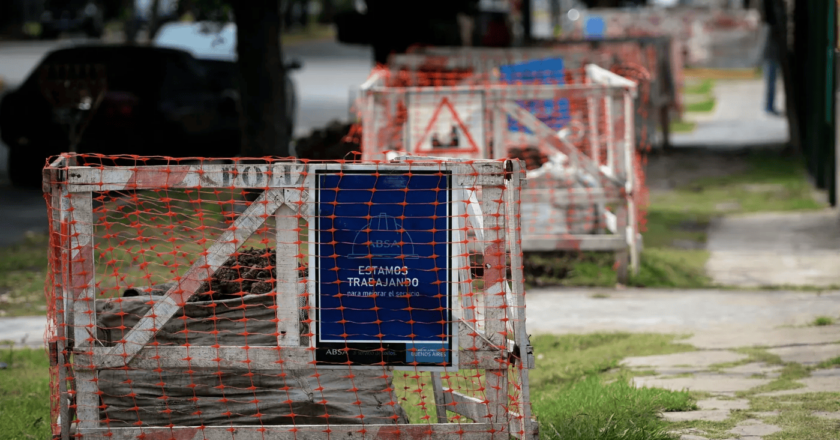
[357,52,646,278]
[43,155,536,439]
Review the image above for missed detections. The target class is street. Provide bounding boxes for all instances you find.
[0,36,373,247]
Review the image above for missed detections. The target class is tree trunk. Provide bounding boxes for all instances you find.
[148,0,161,40]
[319,0,335,24]
[124,0,137,43]
[232,0,289,157]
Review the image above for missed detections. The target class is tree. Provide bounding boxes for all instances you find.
[148,0,161,39]
[195,0,290,158]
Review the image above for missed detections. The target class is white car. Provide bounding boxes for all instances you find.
[153,21,301,140]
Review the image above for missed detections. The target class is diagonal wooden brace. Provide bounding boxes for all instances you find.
[100,189,286,368]
[501,100,614,185]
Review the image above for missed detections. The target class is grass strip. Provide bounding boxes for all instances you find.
[684,79,715,95]
[0,348,52,440]
[685,97,716,113]
[670,120,697,133]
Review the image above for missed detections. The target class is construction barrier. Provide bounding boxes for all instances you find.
[357,63,643,280]
[562,6,763,69]
[534,36,683,149]
[391,40,678,152]
[43,154,536,439]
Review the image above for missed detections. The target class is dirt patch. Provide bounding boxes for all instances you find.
[523,251,611,287]
[294,120,360,160]
[192,248,279,301]
[133,249,308,302]
[644,150,753,191]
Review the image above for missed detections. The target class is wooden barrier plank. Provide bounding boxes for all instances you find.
[100,189,285,368]
[69,192,100,430]
[65,163,306,191]
[520,235,626,252]
[77,423,498,439]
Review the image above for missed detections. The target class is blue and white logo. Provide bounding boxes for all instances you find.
[349,213,419,259]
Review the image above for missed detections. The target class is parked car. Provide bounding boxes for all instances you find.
[125,0,179,42]
[152,21,301,138]
[0,45,242,187]
[40,0,105,39]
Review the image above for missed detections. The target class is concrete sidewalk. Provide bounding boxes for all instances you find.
[672,79,788,149]
[526,288,840,335]
[527,287,840,440]
[669,76,840,289]
[705,210,840,287]
[0,315,48,348]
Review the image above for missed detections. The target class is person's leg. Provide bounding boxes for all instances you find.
[765,58,777,113]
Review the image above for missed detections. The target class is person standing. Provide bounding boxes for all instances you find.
[759,0,781,116]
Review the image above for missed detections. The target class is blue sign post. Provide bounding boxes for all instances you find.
[314,169,454,368]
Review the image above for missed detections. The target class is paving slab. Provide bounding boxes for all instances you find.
[678,435,710,440]
[669,428,708,437]
[684,326,840,350]
[721,362,783,378]
[811,368,840,377]
[756,376,840,397]
[634,374,771,394]
[767,343,840,365]
[622,350,747,374]
[812,411,840,420]
[662,409,730,422]
[697,398,751,411]
[728,419,782,437]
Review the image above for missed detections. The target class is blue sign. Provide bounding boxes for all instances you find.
[314,169,453,367]
[584,16,606,39]
[500,58,572,133]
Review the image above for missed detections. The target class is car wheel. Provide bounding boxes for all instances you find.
[8,147,47,188]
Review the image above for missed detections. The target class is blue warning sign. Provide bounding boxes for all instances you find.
[314,169,453,367]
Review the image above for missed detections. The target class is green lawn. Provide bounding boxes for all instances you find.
[683,79,715,96]
[0,233,50,317]
[669,120,697,133]
[685,97,716,113]
[0,348,52,440]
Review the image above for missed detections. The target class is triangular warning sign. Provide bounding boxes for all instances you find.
[412,97,481,155]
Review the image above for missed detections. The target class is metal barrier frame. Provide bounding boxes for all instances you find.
[358,65,641,279]
[44,155,537,440]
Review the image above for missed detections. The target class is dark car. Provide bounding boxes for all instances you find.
[153,21,300,138]
[40,0,105,39]
[0,45,242,187]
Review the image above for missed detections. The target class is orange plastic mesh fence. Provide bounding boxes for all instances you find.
[356,58,646,270]
[399,40,679,152]
[43,154,536,440]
